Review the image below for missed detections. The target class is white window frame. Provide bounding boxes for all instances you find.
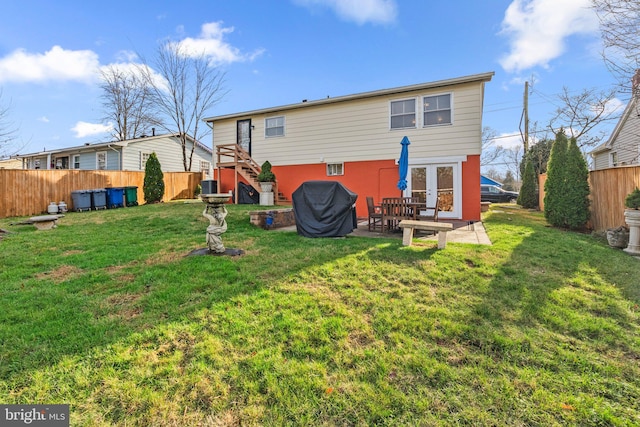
[140,152,151,170]
[265,116,285,138]
[200,160,211,177]
[96,151,107,170]
[73,155,80,169]
[390,98,417,130]
[423,93,453,127]
[326,162,344,176]
[610,152,618,167]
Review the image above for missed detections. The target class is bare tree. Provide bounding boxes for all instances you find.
[592,0,640,89]
[142,42,226,171]
[503,145,524,189]
[481,126,506,167]
[0,89,19,157]
[99,65,160,141]
[548,86,620,151]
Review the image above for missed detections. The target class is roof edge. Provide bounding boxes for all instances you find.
[204,71,495,122]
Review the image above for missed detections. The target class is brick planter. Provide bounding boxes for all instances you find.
[249,208,296,229]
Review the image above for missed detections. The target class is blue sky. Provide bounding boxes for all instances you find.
[0,0,623,164]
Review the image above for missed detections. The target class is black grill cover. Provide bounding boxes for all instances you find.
[292,181,358,237]
[238,182,259,204]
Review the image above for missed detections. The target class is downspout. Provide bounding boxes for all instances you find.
[107,144,122,169]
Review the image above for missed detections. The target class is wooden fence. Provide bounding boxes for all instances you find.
[0,170,204,219]
[538,165,640,231]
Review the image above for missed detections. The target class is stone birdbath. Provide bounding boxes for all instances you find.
[192,193,243,256]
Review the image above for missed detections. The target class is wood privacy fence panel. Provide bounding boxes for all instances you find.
[0,170,204,219]
[589,166,640,231]
[538,166,640,231]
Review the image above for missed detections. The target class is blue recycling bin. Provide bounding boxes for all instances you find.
[105,187,124,208]
[90,188,107,210]
[71,190,92,212]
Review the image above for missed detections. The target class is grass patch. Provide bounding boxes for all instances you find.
[1,203,639,425]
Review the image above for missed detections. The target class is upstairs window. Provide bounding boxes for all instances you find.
[265,116,285,137]
[390,99,416,129]
[423,94,452,126]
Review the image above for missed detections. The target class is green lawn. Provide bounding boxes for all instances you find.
[1,203,639,426]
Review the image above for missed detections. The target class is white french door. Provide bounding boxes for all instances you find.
[408,163,460,219]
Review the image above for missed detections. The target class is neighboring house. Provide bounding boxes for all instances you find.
[205,72,494,221]
[480,175,502,188]
[15,133,213,176]
[591,80,640,170]
[0,158,22,169]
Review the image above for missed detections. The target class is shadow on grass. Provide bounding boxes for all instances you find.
[0,203,428,382]
[453,208,640,423]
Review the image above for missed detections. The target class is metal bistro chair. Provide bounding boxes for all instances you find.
[366,196,383,232]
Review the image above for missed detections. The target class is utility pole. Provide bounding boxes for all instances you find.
[523,81,529,153]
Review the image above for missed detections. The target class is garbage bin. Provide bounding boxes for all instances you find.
[71,190,92,212]
[91,188,107,210]
[124,186,138,207]
[105,187,124,208]
[201,180,217,194]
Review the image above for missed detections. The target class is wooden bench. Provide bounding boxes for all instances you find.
[398,220,453,249]
[29,215,62,230]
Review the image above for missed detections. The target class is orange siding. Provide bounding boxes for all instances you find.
[462,155,481,221]
[217,156,482,221]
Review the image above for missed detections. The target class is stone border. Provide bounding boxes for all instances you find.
[249,208,296,229]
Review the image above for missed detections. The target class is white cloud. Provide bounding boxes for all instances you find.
[499,0,598,73]
[0,45,100,84]
[173,21,265,64]
[601,97,625,116]
[294,0,397,25]
[71,121,112,138]
[38,116,50,123]
[494,132,524,150]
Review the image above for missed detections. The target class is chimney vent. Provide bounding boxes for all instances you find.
[633,69,640,92]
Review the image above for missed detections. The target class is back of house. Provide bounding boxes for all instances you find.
[205,72,494,221]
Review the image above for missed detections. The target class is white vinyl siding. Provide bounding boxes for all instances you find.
[610,105,640,166]
[120,135,213,172]
[210,81,485,166]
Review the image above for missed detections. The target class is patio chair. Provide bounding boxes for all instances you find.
[417,197,439,222]
[366,196,383,232]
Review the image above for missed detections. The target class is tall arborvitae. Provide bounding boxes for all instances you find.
[544,131,569,227]
[143,152,165,203]
[563,136,590,229]
[518,158,538,209]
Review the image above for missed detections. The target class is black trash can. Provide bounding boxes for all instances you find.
[201,180,217,194]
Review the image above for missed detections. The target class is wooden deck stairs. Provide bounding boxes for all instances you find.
[215,144,289,205]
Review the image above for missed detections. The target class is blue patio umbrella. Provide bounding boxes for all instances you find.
[397,136,411,191]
